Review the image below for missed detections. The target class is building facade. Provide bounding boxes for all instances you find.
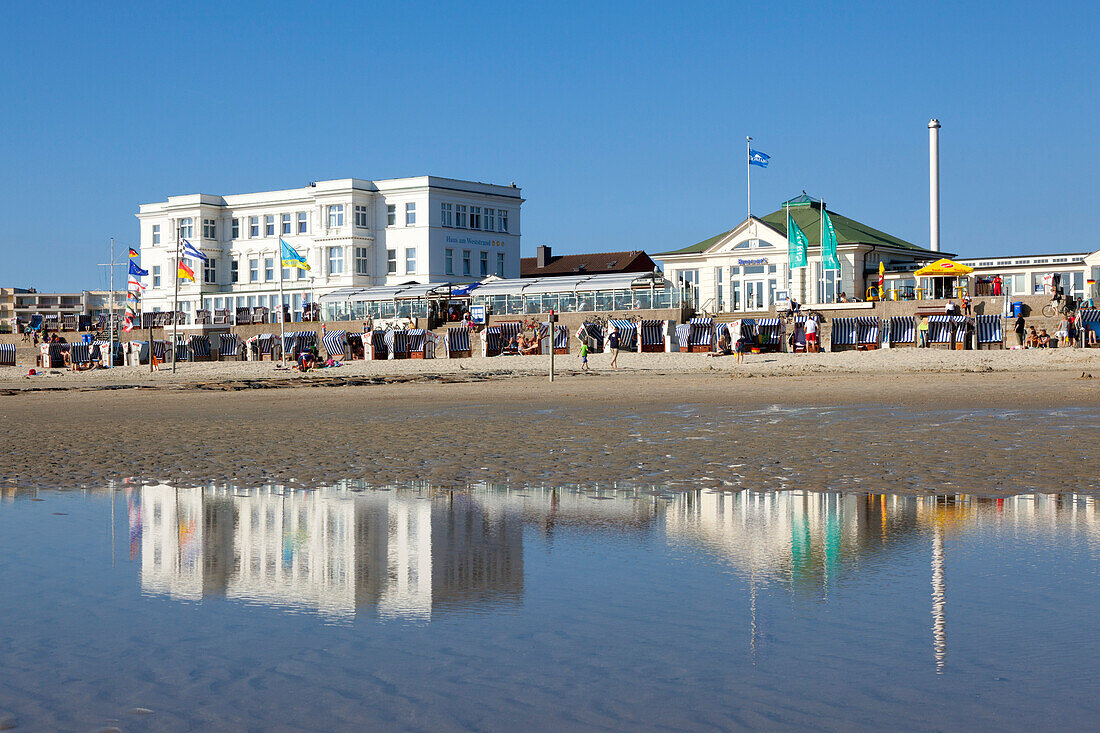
[136,177,523,321]
[657,195,942,313]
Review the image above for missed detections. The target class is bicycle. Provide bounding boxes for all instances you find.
[1042,297,1076,319]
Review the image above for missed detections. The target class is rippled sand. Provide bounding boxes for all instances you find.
[1,370,1097,494]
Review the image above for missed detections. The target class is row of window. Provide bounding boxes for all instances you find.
[440,203,508,232]
[444,248,505,278]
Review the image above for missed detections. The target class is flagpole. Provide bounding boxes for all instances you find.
[746,136,752,219]
[172,226,180,373]
[278,241,286,368]
[109,237,115,369]
[820,200,826,304]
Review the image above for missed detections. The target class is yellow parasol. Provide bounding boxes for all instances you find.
[913,258,974,277]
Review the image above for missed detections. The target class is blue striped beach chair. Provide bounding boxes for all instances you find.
[975,315,1003,349]
[0,343,16,366]
[282,331,299,357]
[498,321,525,354]
[255,333,276,360]
[856,317,881,350]
[889,316,915,347]
[607,319,637,352]
[952,316,972,350]
[38,343,67,368]
[445,327,472,358]
[1078,308,1100,347]
[150,340,169,364]
[638,319,668,352]
[541,323,569,354]
[93,339,119,366]
[189,335,212,360]
[830,317,858,351]
[173,337,191,361]
[323,330,348,360]
[927,315,954,345]
[297,331,317,354]
[68,343,92,367]
[385,329,410,359]
[407,329,436,359]
[482,325,502,357]
[577,323,604,352]
[755,317,784,352]
[687,317,713,352]
[218,333,242,360]
[365,330,388,360]
[674,323,691,352]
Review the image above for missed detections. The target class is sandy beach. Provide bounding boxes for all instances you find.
[2,350,1098,495]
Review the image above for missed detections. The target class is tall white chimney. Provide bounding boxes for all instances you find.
[929,118,941,252]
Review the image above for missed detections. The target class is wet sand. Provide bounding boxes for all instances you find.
[2,369,1098,494]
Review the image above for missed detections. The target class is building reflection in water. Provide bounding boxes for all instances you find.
[128,482,1100,667]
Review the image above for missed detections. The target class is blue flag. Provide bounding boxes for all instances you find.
[181,239,208,262]
[280,239,311,271]
[749,149,770,168]
[129,260,149,277]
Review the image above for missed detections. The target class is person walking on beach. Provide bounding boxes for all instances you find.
[608,327,620,369]
[918,315,930,347]
[580,341,590,371]
[962,293,972,315]
[1014,314,1026,347]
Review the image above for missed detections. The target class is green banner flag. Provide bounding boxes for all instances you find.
[822,209,841,271]
[788,213,809,269]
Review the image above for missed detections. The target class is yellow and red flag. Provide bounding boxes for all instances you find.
[177,260,195,282]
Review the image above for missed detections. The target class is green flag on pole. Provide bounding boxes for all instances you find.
[822,209,841,271]
[788,213,809,269]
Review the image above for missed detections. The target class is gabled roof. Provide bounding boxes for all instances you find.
[520,250,657,277]
[657,199,934,257]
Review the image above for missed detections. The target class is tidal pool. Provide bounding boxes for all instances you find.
[1,484,1099,731]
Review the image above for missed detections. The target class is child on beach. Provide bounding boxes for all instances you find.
[733,333,745,364]
[580,341,590,371]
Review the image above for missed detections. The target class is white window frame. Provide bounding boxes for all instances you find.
[470,206,481,230]
[203,219,216,239]
[441,202,453,227]
[405,247,416,273]
[328,246,344,274]
[264,215,275,237]
[497,210,508,233]
[484,208,494,232]
[249,258,259,282]
[386,204,396,226]
[230,260,238,283]
[327,204,344,228]
[203,258,217,284]
[405,202,417,226]
[354,246,369,275]
[386,249,397,274]
[231,219,239,239]
[152,224,161,244]
[479,250,488,277]
[153,265,161,287]
[281,213,292,235]
[354,204,368,228]
[445,248,454,275]
[249,216,259,238]
[463,249,471,276]
[179,217,194,238]
[456,205,467,228]
[264,257,274,281]
[297,212,308,234]
[496,252,505,277]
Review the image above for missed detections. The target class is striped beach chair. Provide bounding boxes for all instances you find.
[638,320,668,352]
[250,307,269,324]
[346,332,364,359]
[541,323,569,355]
[62,314,78,331]
[218,333,241,360]
[499,322,525,353]
[830,317,858,351]
[150,340,170,365]
[68,343,92,367]
[1078,308,1100,347]
[93,339,119,366]
[174,337,191,361]
[407,329,436,359]
[38,343,67,368]
[0,343,17,366]
[927,315,954,345]
[687,317,713,352]
[255,333,276,360]
[856,317,881,350]
[234,307,250,325]
[190,335,212,360]
[674,323,691,352]
[975,314,1003,349]
[213,308,230,325]
[607,319,637,352]
[482,325,502,357]
[282,331,299,358]
[756,317,784,352]
[953,316,973,350]
[365,330,388,360]
[889,316,916,347]
[445,327,472,358]
[323,330,348,360]
[385,329,410,359]
[577,322,604,352]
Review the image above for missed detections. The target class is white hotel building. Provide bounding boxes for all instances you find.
[136,176,523,321]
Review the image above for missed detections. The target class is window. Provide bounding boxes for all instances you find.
[203,258,216,284]
[249,216,259,238]
[462,250,471,276]
[386,204,396,226]
[230,260,238,283]
[355,247,369,275]
[203,219,216,239]
[249,259,259,282]
[456,205,467,228]
[405,247,416,273]
[152,224,161,244]
[230,219,239,239]
[484,208,494,231]
[441,203,453,227]
[296,256,307,279]
[179,217,194,238]
[406,202,416,226]
[386,249,397,274]
[264,215,275,236]
[327,204,344,228]
[470,206,481,230]
[281,262,290,280]
[153,265,161,288]
[496,252,505,277]
[445,248,454,275]
[264,257,274,281]
[480,250,488,277]
[497,209,508,232]
[328,246,343,274]
[281,213,292,235]
[297,212,308,234]
[354,204,368,228]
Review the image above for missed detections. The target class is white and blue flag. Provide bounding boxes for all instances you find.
[749,149,770,168]
[181,239,208,262]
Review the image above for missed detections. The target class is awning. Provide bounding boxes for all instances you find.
[914,259,975,277]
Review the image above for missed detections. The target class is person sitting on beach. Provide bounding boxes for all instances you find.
[520,334,540,355]
[297,349,317,371]
[944,300,957,315]
[918,315,930,347]
[710,330,732,357]
[1026,326,1039,348]
[1038,329,1051,348]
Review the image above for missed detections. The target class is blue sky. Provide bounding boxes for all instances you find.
[1,0,1097,291]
